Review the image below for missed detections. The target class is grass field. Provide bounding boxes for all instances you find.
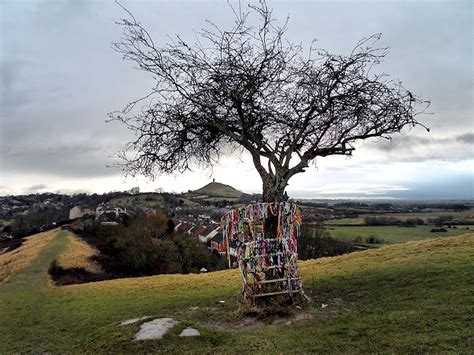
[0,230,473,353]
[0,218,13,226]
[325,209,474,226]
[325,225,470,244]
[111,194,165,210]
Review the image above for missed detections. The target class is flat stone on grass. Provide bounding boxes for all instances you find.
[134,318,178,341]
[179,327,200,337]
[120,316,151,326]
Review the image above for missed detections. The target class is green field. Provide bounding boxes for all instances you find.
[0,219,13,226]
[111,194,165,209]
[325,225,470,244]
[325,209,474,226]
[0,230,473,353]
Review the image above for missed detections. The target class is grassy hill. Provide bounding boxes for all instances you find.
[108,182,245,207]
[111,193,197,210]
[111,193,166,209]
[0,230,473,353]
[0,229,57,283]
[193,181,243,199]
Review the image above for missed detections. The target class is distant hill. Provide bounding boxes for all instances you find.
[108,182,246,209]
[194,182,243,199]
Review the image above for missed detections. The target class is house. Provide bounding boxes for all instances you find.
[96,203,128,219]
[69,206,95,220]
[199,227,220,243]
[100,221,119,226]
[210,233,227,255]
[187,225,197,235]
[193,226,207,239]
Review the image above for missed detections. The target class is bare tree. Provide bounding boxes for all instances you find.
[110,1,429,202]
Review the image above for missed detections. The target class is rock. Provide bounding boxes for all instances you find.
[120,316,151,326]
[134,318,178,341]
[179,327,200,337]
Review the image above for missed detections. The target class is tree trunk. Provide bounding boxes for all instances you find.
[262,176,290,202]
[249,151,295,202]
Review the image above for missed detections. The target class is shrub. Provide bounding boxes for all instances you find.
[430,228,447,233]
[353,236,363,243]
[299,225,359,260]
[78,213,216,277]
[365,236,385,244]
[364,216,400,226]
[405,217,425,226]
[48,260,107,285]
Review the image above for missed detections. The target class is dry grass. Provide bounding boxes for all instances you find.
[299,233,474,277]
[64,261,241,294]
[63,234,473,294]
[1,232,472,353]
[56,234,103,274]
[0,229,58,283]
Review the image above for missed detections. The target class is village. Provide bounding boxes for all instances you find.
[68,200,228,257]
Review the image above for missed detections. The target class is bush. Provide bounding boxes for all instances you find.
[365,236,385,244]
[364,216,399,226]
[353,236,363,243]
[430,228,447,233]
[405,217,425,226]
[299,225,359,260]
[48,260,107,285]
[78,213,216,277]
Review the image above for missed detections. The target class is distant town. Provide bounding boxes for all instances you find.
[1,181,473,253]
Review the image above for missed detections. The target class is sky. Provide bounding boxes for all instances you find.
[0,0,473,200]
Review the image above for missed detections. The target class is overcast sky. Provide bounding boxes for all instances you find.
[0,0,473,199]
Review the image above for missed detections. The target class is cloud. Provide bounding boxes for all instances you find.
[0,58,34,114]
[361,132,474,163]
[314,183,411,195]
[0,0,472,199]
[456,133,474,144]
[1,140,120,178]
[23,184,49,194]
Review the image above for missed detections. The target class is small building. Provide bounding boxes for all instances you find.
[96,203,128,219]
[69,206,95,220]
[210,233,227,255]
[100,221,119,226]
[193,226,207,239]
[199,227,220,243]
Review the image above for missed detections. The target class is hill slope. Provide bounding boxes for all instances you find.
[0,231,472,353]
[194,181,243,198]
[0,229,57,283]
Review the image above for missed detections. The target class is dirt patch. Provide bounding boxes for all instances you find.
[204,311,314,332]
